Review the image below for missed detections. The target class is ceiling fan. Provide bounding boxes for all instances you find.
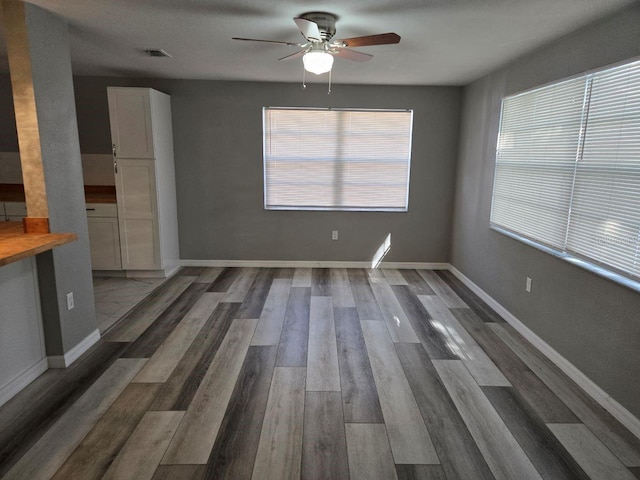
[232,12,401,77]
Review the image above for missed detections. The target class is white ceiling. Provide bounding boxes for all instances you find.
[0,0,636,85]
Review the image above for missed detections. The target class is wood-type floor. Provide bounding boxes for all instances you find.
[1,267,640,479]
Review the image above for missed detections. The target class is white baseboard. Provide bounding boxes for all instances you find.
[178,259,449,270]
[0,357,49,408]
[48,329,101,369]
[449,265,640,441]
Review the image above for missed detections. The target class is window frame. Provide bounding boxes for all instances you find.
[262,106,413,212]
[490,56,640,293]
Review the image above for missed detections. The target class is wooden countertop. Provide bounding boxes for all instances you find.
[0,222,77,267]
[0,184,117,204]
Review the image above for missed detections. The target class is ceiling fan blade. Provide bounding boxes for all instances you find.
[293,17,322,42]
[338,33,401,48]
[278,50,307,61]
[232,37,300,47]
[333,48,373,62]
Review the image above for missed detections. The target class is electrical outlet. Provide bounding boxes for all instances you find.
[66,292,74,310]
[525,277,532,293]
[332,230,338,240]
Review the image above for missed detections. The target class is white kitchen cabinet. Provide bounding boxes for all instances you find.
[108,87,179,277]
[114,159,160,269]
[107,88,154,159]
[86,203,121,270]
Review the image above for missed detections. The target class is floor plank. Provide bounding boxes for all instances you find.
[490,322,640,466]
[274,267,295,279]
[334,307,384,423]
[222,267,259,302]
[361,320,439,464]
[292,267,312,287]
[419,295,510,386]
[330,268,356,307]
[345,423,398,480]
[194,266,224,285]
[396,343,495,480]
[452,308,580,424]
[348,268,383,320]
[179,266,206,276]
[150,302,239,411]
[435,270,504,323]
[301,391,349,480]
[276,287,311,367]
[311,268,331,296]
[367,269,420,343]
[307,297,341,391]
[390,285,458,360]
[237,268,276,319]
[382,268,409,285]
[152,465,205,480]
[122,283,209,359]
[400,269,435,295]
[252,367,306,480]
[417,270,467,308]
[548,423,637,480]
[206,267,241,292]
[483,386,590,480]
[205,346,277,480]
[52,383,161,480]
[433,360,543,480]
[395,464,447,480]
[133,292,224,383]
[107,276,195,342]
[251,278,292,346]
[103,411,184,480]
[3,358,146,480]
[162,318,257,464]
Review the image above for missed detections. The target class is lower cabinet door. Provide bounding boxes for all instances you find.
[118,218,161,270]
[87,217,122,270]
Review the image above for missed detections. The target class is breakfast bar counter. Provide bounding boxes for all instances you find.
[0,222,76,267]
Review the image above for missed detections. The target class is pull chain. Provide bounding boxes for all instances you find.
[302,65,307,89]
[328,69,332,94]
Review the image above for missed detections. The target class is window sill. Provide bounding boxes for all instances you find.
[490,225,640,295]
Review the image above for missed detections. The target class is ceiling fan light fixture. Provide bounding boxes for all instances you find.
[303,51,334,75]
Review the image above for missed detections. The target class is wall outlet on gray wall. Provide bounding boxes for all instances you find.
[66,292,74,310]
[332,230,338,240]
[525,277,532,293]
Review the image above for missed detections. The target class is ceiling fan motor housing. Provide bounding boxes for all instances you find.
[299,12,337,42]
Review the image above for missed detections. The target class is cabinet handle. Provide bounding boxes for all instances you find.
[86,208,96,211]
[114,159,118,174]
[112,143,117,157]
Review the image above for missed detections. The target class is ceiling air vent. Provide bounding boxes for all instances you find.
[143,49,172,58]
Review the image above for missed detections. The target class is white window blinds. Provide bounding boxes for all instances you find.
[263,107,413,211]
[491,58,640,281]
[491,76,588,249]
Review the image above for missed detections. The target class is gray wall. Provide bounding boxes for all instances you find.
[23,3,97,354]
[71,78,462,263]
[451,4,640,418]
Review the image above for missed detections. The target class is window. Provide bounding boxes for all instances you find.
[491,58,640,284]
[263,107,413,211]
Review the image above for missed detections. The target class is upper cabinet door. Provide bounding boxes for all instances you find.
[107,87,155,159]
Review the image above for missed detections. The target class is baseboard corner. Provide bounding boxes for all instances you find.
[48,328,101,369]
